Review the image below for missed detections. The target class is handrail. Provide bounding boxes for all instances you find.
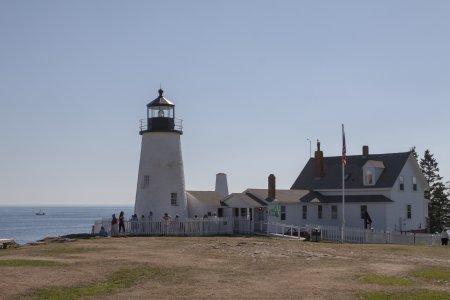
[139,118,183,132]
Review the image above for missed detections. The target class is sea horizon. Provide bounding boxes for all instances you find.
[0,206,134,244]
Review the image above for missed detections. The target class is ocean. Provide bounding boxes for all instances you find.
[0,206,134,245]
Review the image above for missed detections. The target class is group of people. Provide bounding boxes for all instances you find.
[98,211,182,237]
[162,213,180,221]
[109,211,126,236]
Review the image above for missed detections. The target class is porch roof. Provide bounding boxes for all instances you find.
[300,192,394,203]
[222,193,265,208]
[245,189,311,204]
[186,191,225,207]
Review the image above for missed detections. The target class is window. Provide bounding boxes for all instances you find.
[318,205,323,219]
[302,205,307,219]
[170,193,178,206]
[331,205,337,219]
[412,177,417,191]
[142,175,149,189]
[399,176,404,191]
[280,206,286,220]
[365,169,374,185]
[360,205,367,219]
[234,208,239,217]
[240,208,247,218]
[407,204,412,219]
[217,208,223,218]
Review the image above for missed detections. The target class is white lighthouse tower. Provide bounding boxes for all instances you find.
[134,89,187,220]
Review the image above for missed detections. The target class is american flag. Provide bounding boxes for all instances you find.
[342,124,347,166]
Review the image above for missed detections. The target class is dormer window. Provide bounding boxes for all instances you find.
[399,176,404,191]
[412,177,417,191]
[362,160,384,186]
[365,169,374,185]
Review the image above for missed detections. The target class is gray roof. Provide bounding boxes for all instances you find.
[186,191,224,207]
[246,189,310,204]
[291,152,412,190]
[147,89,174,107]
[300,193,393,203]
[223,193,265,207]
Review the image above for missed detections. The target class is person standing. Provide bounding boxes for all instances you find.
[441,228,449,246]
[119,211,126,235]
[111,214,117,237]
[141,214,146,234]
[163,212,171,221]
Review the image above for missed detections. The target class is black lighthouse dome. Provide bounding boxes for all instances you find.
[140,89,183,135]
[147,88,174,107]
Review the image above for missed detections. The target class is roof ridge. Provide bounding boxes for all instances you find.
[322,151,411,159]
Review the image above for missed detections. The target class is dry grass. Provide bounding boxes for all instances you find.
[0,236,449,299]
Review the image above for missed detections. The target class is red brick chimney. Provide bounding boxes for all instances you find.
[362,145,369,157]
[268,174,276,199]
[314,140,324,178]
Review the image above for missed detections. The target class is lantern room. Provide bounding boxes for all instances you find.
[140,89,183,134]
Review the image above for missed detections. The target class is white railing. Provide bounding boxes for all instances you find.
[254,221,306,239]
[92,218,442,245]
[139,118,183,132]
[305,223,441,245]
[94,217,252,237]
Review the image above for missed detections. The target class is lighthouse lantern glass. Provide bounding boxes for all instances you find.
[150,106,173,118]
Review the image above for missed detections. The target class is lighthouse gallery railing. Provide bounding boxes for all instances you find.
[139,118,183,132]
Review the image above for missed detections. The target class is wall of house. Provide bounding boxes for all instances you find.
[186,194,226,218]
[342,203,386,229]
[312,189,391,230]
[267,204,302,225]
[186,194,207,218]
[271,202,387,230]
[387,156,427,232]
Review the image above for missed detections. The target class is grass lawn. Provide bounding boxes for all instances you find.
[0,236,449,299]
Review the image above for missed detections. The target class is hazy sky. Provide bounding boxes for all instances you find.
[1,1,450,206]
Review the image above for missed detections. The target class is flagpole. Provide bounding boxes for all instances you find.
[341,124,346,243]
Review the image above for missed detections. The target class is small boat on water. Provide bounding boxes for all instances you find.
[35,210,46,216]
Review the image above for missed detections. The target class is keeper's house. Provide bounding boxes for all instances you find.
[222,143,429,233]
[287,143,429,232]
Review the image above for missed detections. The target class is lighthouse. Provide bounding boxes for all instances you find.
[134,89,187,220]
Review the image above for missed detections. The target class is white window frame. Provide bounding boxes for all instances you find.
[364,169,374,185]
[171,193,178,206]
[280,206,286,220]
[302,205,307,219]
[331,205,338,219]
[142,175,150,189]
[399,176,404,191]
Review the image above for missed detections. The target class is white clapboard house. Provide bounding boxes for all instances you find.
[221,143,429,233]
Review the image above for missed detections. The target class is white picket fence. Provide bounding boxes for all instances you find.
[93,217,253,237]
[304,224,442,245]
[92,218,441,245]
